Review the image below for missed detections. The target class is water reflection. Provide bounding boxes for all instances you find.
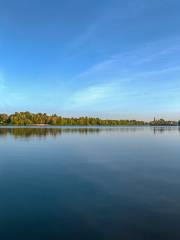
[152,126,180,134]
[0,126,180,240]
[0,126,179,138]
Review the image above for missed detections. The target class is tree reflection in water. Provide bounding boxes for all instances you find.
[0,126,179,139]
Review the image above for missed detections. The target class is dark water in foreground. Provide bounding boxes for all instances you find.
[0,126,180,240]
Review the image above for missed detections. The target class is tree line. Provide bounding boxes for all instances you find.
[0,112,179,126]
[0,112,145,126]
[149,118,178,126]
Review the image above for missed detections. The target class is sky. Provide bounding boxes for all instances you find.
[0,0,180,120]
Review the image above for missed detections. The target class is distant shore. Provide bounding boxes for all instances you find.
[0,112,179,126]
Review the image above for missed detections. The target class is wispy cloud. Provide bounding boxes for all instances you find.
[65,1,149,60]
[65,38,180,115]
[72,39,180,84]
[69,82,117,108]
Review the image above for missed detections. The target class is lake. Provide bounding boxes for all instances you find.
[0,126,180,240]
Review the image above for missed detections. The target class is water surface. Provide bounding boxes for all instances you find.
[0,126,180,240]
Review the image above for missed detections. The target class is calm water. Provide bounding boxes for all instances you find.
[0,126,180,240]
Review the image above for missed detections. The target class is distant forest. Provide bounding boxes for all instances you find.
[0,112,179,126]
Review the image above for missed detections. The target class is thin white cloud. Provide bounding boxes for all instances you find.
[73,58,116,81]
[65,1,149,61]
[66,38,180,113]
[70,83,116,108]
[71,39,180,85]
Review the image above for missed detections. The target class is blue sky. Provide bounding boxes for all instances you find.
[0,0,180,120]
